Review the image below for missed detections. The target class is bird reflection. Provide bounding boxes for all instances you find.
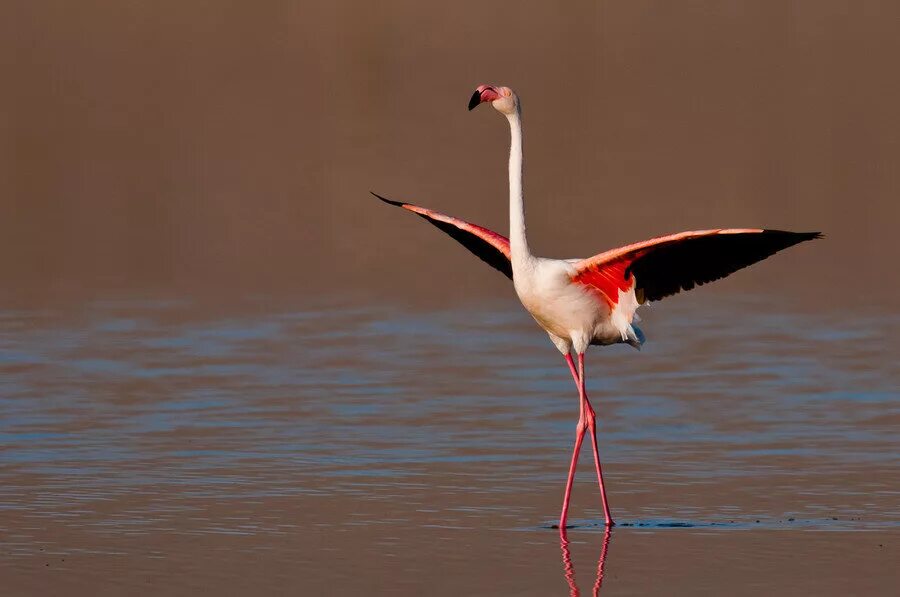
[559,526,612,596]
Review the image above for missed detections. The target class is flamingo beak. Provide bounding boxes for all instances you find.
[468,85,501,111]
[467,90,482,111]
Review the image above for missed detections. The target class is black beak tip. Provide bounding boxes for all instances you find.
[467,90,482,111]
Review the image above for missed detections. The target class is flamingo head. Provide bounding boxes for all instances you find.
[468,85,518,116]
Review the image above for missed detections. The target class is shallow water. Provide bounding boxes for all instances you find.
[0,295,897,595]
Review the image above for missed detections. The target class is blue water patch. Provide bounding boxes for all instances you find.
[534,517,900,532]
[0,297,896,531]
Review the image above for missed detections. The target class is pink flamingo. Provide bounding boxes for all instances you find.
[374,84,820,529]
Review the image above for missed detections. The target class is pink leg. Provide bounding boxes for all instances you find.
[578,353,614,526]
[559,353,592,530]
[559,382,587,530]
[561,353,614,528]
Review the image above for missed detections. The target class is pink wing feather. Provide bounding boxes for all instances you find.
[372,193,512,279]
[572,229,821,305]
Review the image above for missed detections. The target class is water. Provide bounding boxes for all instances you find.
[0,295,897,595]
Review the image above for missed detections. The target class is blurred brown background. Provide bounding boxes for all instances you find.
[2,1,898,309]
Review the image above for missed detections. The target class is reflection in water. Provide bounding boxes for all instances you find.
[560,527,612,596]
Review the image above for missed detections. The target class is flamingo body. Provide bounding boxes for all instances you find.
[374,84,820,530]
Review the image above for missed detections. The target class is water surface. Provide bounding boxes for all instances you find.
[0,296,897,595]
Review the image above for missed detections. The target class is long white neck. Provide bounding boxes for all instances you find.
[506,108,531,262]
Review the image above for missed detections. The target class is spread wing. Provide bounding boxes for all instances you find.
[372,192,512,279]
[572,229,822,304]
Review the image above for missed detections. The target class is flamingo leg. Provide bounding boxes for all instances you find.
[559,391,586,529]
[561,353,614,527]
[559,353,587,529]
[578,353,614,526]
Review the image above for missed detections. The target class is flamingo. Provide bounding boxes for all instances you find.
[374,84,820,529]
